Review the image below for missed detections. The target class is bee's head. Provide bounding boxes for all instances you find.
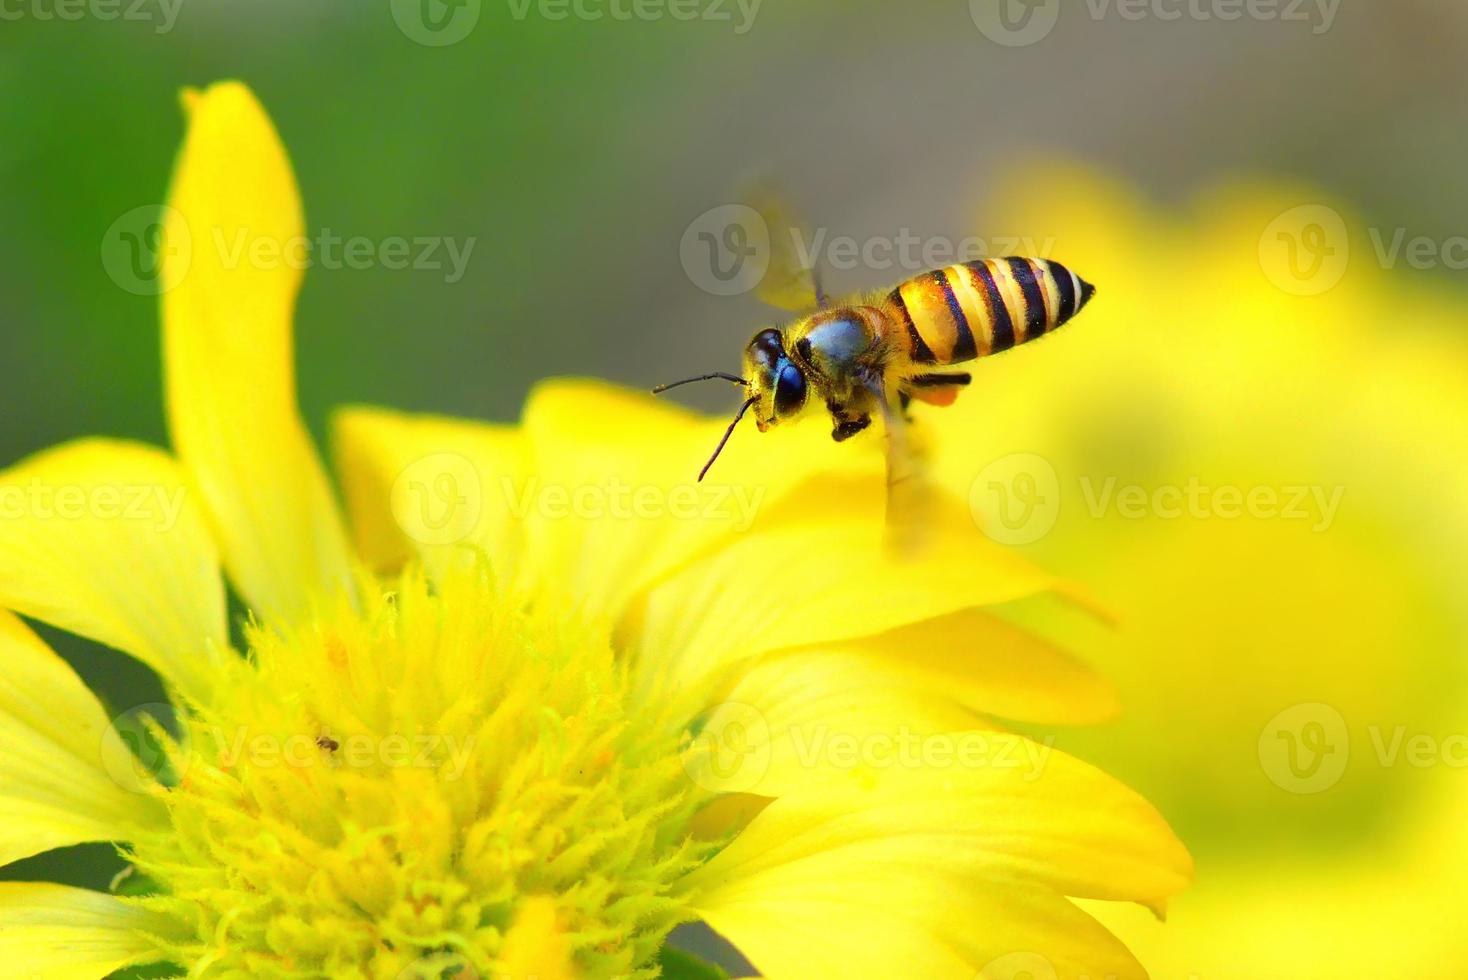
[742,328,808,431]
[651,327,808,481]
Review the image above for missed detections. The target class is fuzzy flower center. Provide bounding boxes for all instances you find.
[125,569,709,979]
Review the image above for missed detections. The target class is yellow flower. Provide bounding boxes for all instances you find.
[0,85,1189,979]
[925,163,1468,978]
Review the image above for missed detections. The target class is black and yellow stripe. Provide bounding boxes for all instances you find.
[886,257,1096,366]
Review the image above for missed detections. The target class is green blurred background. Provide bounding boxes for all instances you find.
[3,2,1468,977]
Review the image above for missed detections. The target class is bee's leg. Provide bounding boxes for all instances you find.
[832,415,871,442]
[825,397,871,442]
[904,372,972,408]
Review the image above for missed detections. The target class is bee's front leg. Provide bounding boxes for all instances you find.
[825,398,871,442]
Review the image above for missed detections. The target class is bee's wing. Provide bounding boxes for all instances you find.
[866,376,934,557]
[745,181,826,312]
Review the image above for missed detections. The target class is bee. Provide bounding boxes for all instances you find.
[656,191,1097,536]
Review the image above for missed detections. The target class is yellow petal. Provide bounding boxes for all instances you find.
[688,754,1190,942]
[517,379,863,617]
[331,406,527,581]
[498,896,577,980]
[683,650,992,797]
[0,882,169,980]
[0,611,168,866]
[686,617,1118,798]
[162,81,354,623]
[698,877,1149,980]
[841,609,1120,725]
[629,493,1055,695]
[0,439,226,698]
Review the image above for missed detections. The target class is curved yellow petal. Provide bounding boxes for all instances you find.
[162,81,354,624]
[0,439,226,698]
[698,877,1149,980]
[629,493,1055,695]
[331,406,527,581]
[0,882,170,980]
[688,754,1190,945]
[683,615,1118,799]
[683,649,991,797]
[0,612,168,866]
[841,609,1120,725]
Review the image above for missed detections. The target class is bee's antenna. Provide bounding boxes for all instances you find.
[652,372,749,395]
[699,395,758,482]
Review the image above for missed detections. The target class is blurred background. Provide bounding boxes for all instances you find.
[2,2,1467,977]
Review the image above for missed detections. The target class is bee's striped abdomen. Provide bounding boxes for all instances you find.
[887,258,1096,366]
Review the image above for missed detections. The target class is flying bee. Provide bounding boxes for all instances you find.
[656,190,1097,537]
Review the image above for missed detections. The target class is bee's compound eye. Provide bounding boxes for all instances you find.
[773,362,807,417]
[748,329,784,372]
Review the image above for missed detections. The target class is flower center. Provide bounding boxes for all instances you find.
[125,569,707,979]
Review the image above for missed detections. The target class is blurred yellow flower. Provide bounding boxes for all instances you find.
[0,86,1190,978]
[926,162,1468,979]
